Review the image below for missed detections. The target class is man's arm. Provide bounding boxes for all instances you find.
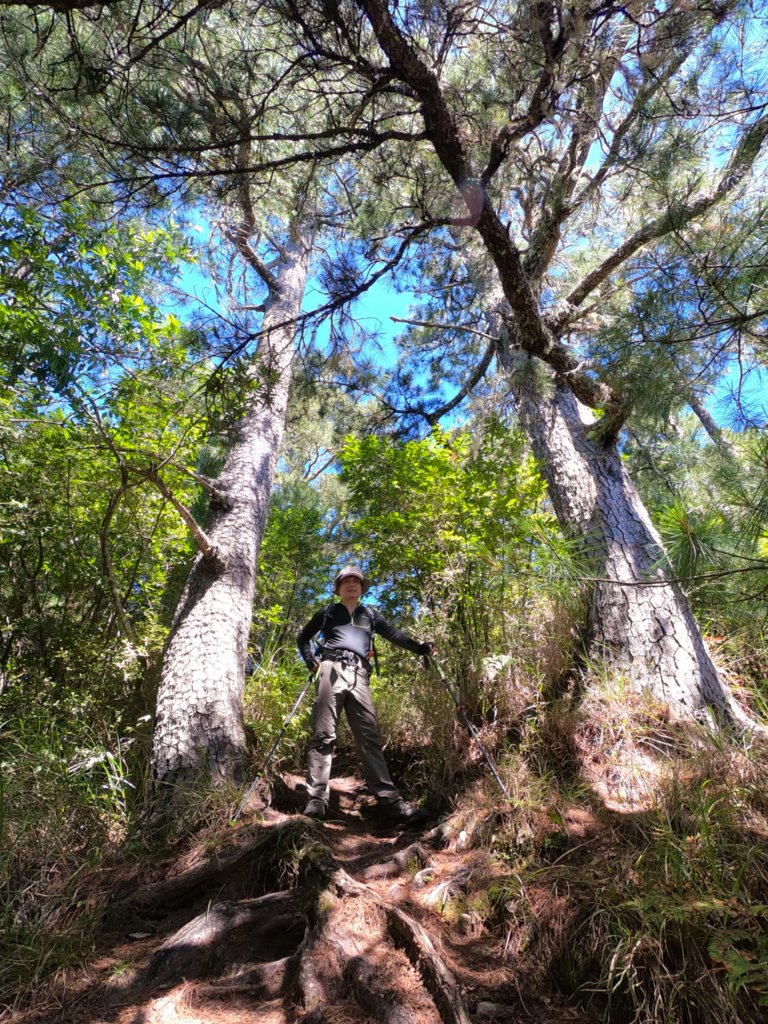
[370,608,432,657]
[297,608,326,668]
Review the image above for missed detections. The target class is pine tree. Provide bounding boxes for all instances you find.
[0,3,329,795]
[271,0,767,722]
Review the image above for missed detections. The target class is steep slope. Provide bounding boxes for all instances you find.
[15,774,587,1024]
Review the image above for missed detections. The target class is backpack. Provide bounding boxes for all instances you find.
[316,603,379,674]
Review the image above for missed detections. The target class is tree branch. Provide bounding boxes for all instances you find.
[356,0,619,421]
[309,221,438,322]
[523,20,634,281]
[122,0,218,73]
[381,319,497,427]
[62,131,428,203]
[569,50,689,212]
[145,471,219,561]
[390,316,497,342]
[425,337,497,426]
[304,452,336,484]
[121,449,230,504]
[225,128,282,293]
[481,4,581,186]
[182,467,229,503]
[687,392,738,458]
[559,111,768,322]
[224,224,281,292]
[357,0,472,188]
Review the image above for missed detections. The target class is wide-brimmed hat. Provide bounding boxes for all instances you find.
[334,565,372,594]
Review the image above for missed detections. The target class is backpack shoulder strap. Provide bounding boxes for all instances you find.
[320,603,335,639]
[359,604,380,675]
[360,603,375,633]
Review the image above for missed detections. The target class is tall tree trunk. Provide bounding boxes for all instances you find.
[150,220,313,794]
[508,363,744,723]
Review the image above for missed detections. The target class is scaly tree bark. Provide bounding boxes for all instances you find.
[150,215,315,790]
[503,360,744,719]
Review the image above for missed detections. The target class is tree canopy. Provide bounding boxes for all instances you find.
[2,4,768,1020]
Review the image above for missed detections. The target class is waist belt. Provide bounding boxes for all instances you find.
[320,649,371,673]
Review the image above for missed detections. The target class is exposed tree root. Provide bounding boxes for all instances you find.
[144,890,309,989]
[102,846,476,1024]
[346,954,422,1024]
[291,865,469,1024]
[356,842,432,881]
[192,955,295,1000]
[109,819,308,919]
[386,906,473,1024]
[421,867,471,913]
[48,790,521,1024]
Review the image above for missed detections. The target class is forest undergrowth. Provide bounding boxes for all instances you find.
[4,419,768,1022]
[4,642,768,1024]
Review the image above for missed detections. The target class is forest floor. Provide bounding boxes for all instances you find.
[11,771,594,1024]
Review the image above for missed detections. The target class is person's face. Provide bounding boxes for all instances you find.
[338,576,363,601]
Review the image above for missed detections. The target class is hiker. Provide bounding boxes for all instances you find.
[297,565,435,826]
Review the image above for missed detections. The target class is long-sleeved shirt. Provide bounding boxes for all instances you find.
[297,602,424,668]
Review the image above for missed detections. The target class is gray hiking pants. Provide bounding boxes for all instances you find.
[306,657,400,807]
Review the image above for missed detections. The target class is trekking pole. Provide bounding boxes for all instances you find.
[232,665,319,822]
[429,656,511,801]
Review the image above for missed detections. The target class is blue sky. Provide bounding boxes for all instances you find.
[171,216,765,433]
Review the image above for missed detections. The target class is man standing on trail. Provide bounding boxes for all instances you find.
[297,565,434,826]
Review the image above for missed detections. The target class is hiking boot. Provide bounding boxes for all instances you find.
[379,799,427,827]
[303,798,326,820]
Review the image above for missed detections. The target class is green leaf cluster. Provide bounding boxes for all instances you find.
[340,419,552,610]
[1,203,191,393]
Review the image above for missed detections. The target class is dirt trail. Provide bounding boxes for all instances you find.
[22,775,588,1024]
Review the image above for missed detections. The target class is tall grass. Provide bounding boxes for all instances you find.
[459,678,768,1024]
[0,712,135,1010]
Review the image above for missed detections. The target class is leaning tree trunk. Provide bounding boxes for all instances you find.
[150,222,313,794]
[687,391,738,459]
[513,369,744,723]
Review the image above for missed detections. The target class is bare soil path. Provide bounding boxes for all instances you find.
[17,775,589,1024]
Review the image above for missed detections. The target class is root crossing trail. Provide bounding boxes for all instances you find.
[28,775,588,1024]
